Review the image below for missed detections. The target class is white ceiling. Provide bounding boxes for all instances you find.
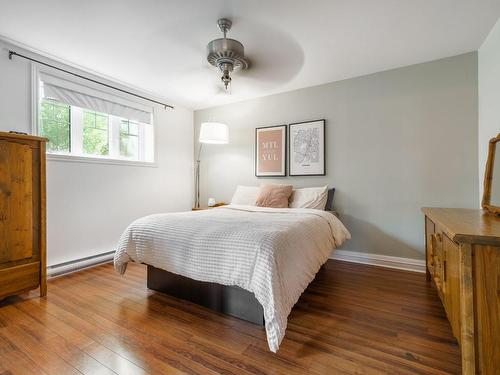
[0,0,499,110]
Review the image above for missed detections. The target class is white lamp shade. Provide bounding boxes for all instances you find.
[199,122,229,144]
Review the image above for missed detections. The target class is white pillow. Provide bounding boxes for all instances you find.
[289,186,329,210]
[230,185,260,206]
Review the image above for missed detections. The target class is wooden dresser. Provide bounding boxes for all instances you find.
[0,132,47,299]
[422,208,500,374]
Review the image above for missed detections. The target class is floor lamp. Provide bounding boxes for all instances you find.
[195,122,229,208]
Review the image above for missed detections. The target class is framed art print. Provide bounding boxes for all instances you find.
[289,119,325,176]
[255,125,287,177]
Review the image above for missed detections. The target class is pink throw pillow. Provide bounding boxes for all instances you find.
[255,184,293,208]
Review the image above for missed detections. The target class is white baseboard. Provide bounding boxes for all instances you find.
[46,249,424,278]
[330,250,425,273]
[47,251,114,278]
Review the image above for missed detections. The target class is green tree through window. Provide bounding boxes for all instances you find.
[83,110,109,156]
[39,98,153,162]
[40,100,71,153]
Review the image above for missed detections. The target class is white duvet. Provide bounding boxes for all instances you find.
[114,205,350,352]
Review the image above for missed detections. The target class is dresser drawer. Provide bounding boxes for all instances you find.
[426,218,446,298]
[442,234,461,341]
[425,217,436,276]
[0,262,40,299]
[432,231,445,300]
[426,218,466,343]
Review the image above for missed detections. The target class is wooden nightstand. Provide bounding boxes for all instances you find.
[192,203,227,211]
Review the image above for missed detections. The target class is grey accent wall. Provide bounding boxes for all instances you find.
[194,53,478,260]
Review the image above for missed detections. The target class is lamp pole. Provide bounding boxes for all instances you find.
[194,143,203,208]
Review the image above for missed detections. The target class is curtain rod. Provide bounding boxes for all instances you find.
[8,50,174,110]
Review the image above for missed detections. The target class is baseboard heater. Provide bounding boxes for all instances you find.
[47,251,115,278]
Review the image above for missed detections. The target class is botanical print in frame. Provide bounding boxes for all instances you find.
[255,125,287,177]
[289,119,325,176]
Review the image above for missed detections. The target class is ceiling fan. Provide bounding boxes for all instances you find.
[206,18,249,92]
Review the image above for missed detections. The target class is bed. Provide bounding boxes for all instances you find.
[114,198,350,352]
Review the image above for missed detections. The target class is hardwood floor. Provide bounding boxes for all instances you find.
[0,260,461,374]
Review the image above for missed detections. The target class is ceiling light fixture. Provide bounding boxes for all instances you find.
[207,18,249,91]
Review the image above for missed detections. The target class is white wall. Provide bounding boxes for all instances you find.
[195,53,479,260]
[479,17,500,201]
[0,39,194,266]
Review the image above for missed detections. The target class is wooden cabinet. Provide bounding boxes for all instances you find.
[423,208,500,375]
[0,132,46,299]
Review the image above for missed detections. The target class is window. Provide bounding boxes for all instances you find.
[83,110,109,156]
[120,120,139,159]
[40,100,71,153]
[37,71,155,164]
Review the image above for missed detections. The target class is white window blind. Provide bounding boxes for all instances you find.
[37,70,156,164]
[40,72,152,124]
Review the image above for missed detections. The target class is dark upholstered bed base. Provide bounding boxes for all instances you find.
[147,266,265,326]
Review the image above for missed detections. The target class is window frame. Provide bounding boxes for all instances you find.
[31,64,158,167]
